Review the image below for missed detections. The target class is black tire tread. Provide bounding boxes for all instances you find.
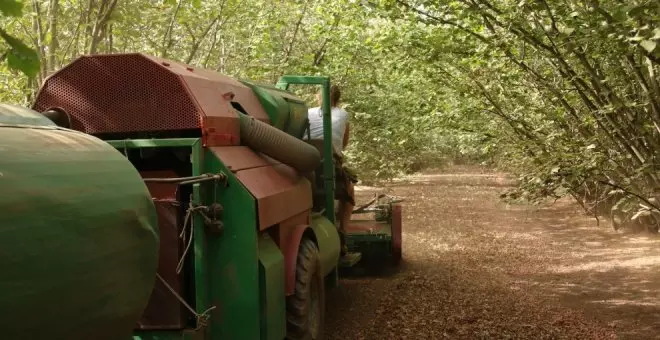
[286,238,324,340]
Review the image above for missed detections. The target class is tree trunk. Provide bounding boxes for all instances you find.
[161,0,183,58]
[31,0,46,83]
[282,0,310,64]
[89,0,119,54]
[47,0,59,73]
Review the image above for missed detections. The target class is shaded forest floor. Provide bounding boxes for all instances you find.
[326,165,660,340]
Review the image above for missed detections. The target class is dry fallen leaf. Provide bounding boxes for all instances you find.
[325,166,660,340]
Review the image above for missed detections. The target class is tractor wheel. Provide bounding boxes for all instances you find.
[286,238,325,340]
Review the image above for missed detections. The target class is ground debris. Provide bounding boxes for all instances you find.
[326,166,660,340]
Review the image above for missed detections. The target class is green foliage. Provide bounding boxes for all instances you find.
[0,0,40,78]
[1,0,659,229]
[377,0,660,223]
[0,0,459,182]
[0,28,40,78]
[0,0,24,17]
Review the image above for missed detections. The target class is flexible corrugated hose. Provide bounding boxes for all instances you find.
[238,112,321,173]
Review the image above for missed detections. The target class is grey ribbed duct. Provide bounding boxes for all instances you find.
[238,112,321,173]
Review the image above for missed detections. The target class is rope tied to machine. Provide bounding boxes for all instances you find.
[156,273,217,330]
[159,202,220,330]
[142,172,226,274]
[142,172,225,330]
[157,202,219,330]
[176,200,207,274]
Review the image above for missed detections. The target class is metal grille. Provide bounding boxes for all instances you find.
[33,54,202,134]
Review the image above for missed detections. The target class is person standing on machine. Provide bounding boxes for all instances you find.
[307,85,358,259]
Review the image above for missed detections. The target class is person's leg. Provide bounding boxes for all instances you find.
[337,202,348,255]
[338,181,354,255]
[340,181,354,233]
[334,160,357,257]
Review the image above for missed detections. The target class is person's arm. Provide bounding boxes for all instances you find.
[342,122,350,148]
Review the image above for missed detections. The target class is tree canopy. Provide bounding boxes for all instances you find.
[1,0,659,225]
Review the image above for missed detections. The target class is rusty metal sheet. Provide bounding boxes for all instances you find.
[260,153,282,166]
[144,55,270,124]
[174,73,240,147]
[210,146,282,173]
[235,164,312,230]
[277,211,311,249]
[210,146,270,172]
[191,79,270,124]
[136,171,185,330]
[275,211,312,295]
[33,53,269,142]
[270,163,299,179]
[140,170,179,200]
[33,54,201,135]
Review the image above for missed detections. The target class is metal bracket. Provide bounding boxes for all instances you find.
[201,203,224,235]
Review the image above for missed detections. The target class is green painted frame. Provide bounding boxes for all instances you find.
[202,148,262,340]
[107,138,212,340]
[109,137,269,340]
[275,76,335,224]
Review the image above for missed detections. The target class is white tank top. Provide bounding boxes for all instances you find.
[307,106,349,155]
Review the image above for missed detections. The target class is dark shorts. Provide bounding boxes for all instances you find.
[335,163,358,205]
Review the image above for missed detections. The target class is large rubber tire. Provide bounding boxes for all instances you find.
[286,238,325,340]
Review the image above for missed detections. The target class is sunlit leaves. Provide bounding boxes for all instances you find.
[640,39,657,53]
[380,0,660,223]
[0,0,656,212]
[0,0,446,181]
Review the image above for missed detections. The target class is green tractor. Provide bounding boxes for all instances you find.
[0,53,402,340]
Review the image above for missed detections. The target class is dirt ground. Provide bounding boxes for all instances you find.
[325,165,660,340]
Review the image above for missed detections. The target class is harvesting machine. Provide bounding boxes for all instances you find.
[0,53,402,340]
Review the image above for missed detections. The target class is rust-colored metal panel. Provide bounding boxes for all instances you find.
[235,164,312,230]
[210,146,309,229]
[177,75,237,121]
[174,74,240,146]
[277,211,311,253]
[276,212,311,295]
[203,116,240,146]
[281,224,308,296]
[210,146,271,172]
[210,146,282,173]
[33,54,201,134]
[140,170,179,200]
[32,53,269,143]
[142,54,270,124]
[136,170,185,330]
[270,163,299,179]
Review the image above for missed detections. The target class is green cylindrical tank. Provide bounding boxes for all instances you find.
[242,81,310,138]
[0,105,159,340]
